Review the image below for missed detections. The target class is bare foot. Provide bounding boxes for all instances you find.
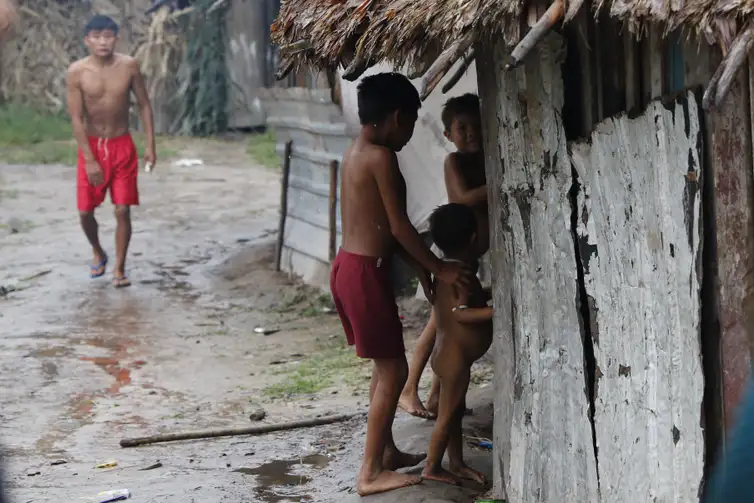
[425,394,439,416]
[398,392,436,419]
[356,470,422,496]
[450,463,487,485]
[384,447,426,470]
[421,465,462,486]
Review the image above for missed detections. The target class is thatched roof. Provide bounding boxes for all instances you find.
[271,0,752,107]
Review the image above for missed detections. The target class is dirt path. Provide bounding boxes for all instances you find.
[0,138,490,502]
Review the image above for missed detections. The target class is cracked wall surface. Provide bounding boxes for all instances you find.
[478,35,705,503]
[571,91,705,502]
[477,34,599,503]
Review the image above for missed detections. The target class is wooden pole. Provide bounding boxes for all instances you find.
[328,159,339,262]
[275,140,292,272]
[505,0,564,70]
[420,33,475,101]
[120,413,360,448]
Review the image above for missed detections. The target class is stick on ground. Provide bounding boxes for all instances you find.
[120,413,360,448]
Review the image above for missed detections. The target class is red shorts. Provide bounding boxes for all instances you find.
[330,249,404,359]
[77,133,139,212]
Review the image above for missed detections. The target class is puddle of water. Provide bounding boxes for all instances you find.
[234,454,330,503]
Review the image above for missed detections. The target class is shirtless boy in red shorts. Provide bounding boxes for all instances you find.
[66,15,155,288]
[330,73,471,496]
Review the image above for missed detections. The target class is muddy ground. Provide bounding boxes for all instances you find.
[0,139,493,503]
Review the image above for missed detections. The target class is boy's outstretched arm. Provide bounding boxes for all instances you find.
[397,245,434,302]
[129,59,156,167]
[373,149,470,288]
[444,154,487,206]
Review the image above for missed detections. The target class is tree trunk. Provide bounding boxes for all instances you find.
[476,34,599,503]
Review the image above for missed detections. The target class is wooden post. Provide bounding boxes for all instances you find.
[709,47,754,434]
[476,34,599,502]
[328,159,339,262]
[275,140,292,272]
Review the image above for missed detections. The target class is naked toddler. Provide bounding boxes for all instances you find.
[421,203,492,486]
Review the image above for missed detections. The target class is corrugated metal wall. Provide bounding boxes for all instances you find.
[260,87,350,286]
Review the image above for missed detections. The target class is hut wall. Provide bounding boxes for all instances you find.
[477,33,599,503]
[479,24,715,502]
[259,87,349,287]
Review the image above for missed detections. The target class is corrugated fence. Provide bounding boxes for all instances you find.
[260,87,351,286]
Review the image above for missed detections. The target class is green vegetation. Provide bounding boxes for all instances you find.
[246,129,279,170]
[0,104,176,165]
[264,338,369,398]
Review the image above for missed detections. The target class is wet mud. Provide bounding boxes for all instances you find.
[0,140,492,502]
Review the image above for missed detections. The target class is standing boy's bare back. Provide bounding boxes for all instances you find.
[330,73,472,497]
[66,15,154,288]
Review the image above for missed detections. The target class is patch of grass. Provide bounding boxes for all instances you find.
[0,189,20,200]
[0,104,176,165]
[246,129,279,170]
[0,104,72,146]
[264,338,368,398]
[301,293,336,317]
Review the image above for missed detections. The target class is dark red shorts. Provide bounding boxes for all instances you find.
[330,249,404,359]
[77,133,139,212]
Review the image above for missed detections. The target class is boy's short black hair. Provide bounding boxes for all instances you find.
[441,93,480,131]
[357,72,421,125]
[429,203,477,256]
[84,15,119,36]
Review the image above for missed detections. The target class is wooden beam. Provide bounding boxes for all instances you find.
[342,53,372,81]
[275,59,296,81]
[706,22,754,109]
[420,33,475,100]
[441,50,476,94]
[275,140,293,272]
[505,0,564,70]
[708,46,754,434]
[280,39,312,54]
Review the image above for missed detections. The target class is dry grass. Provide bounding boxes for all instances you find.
[0,0,151,110]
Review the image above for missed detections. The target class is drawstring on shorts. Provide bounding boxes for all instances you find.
[96,137,109,161]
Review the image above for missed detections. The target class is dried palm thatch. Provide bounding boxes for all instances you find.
[272,0,753,105]
[0,0,148,110]
[133,5,188,132]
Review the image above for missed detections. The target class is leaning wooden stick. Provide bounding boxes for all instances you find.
[505,0,564,70]
[342,52,371,81]
[420,33,475,100]
[713,22,754,109]
[120,413,360,448]
[442,49,476,94]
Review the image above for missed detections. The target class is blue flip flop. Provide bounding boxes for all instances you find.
[89,255,108,278]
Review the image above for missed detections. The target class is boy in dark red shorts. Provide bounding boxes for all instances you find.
[66,15,155,288]
[330,72,472,496]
